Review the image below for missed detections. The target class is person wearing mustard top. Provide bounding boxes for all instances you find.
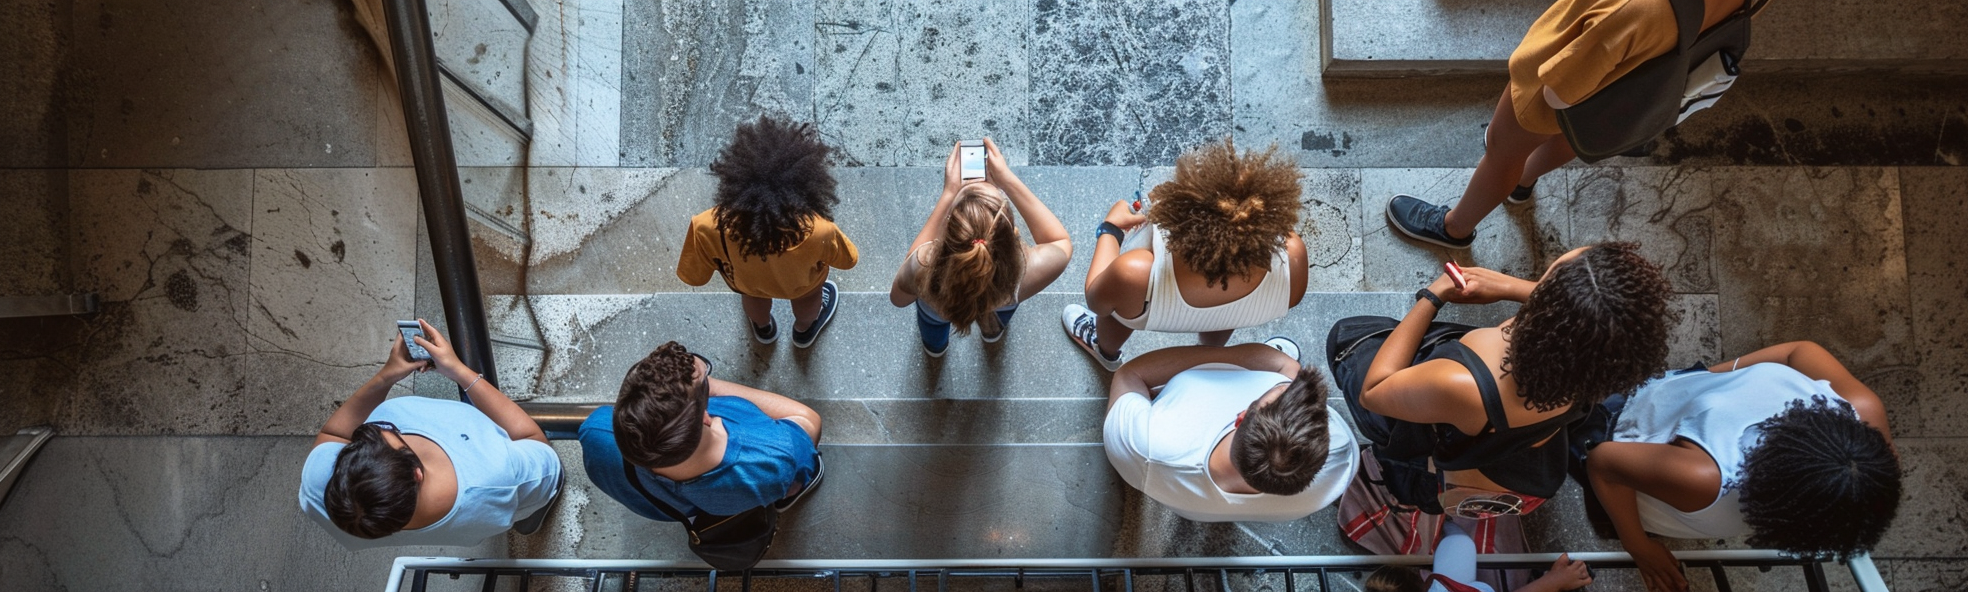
[1385,0,1749,250]
[677,116,860,349]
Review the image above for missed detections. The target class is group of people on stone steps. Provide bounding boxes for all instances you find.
[301,0,1901,589]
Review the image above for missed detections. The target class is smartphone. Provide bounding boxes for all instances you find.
[958,140,987,180]
[1444,261,1469,291]
[397,320,433,361]
[1129,190,1146,214]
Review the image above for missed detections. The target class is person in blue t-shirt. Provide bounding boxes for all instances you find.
[298,319,561,549]
[580,341,823,521]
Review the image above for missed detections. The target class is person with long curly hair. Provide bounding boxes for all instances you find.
[677,116,859,348]
[1063,138,1309,371]
[1586,341,1900,592]
[1326,243,1676,519]
[889,138,1072,357]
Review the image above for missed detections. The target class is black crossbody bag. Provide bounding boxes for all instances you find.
[622,463,779,571]
[1557,0,1769,162]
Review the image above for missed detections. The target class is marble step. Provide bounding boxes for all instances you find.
[1323,0,1968,77]
[452,292,1519,407]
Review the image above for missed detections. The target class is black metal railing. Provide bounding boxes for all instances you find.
[379,0,508,397]
[384,553,1888,592]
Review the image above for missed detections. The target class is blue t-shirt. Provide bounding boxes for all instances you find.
[580,397,819,520]
[298,396,561,550]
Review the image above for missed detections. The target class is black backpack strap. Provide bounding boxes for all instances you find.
[1667,0,1705,52]
[623,462,700,534]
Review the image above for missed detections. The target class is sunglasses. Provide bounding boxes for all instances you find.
[691,353,714,378]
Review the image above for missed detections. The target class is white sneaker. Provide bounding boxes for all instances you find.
[1061,304,1122,372]
[1262,336,1302,364]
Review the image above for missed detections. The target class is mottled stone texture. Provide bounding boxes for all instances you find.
[1900,167,1968,438]
[529,0,623,167]
[66,0,381,168]
[621,0,816,167]
[0,0,69,167]
[1030,0,1231,166]
[816,0,1032,166]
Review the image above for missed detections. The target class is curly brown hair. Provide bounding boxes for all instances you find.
[1146,138,1302,288]
[916,184,1025,334]
[614,341,708,469]
[710,116,839,259]
[1505,242,1677,412]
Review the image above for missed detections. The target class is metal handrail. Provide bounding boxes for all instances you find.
[384,552,1888,592]
[380,0,502,395]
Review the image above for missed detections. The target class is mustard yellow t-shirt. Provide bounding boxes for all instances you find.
[1508,0,1681,135]
[675,208,859,300]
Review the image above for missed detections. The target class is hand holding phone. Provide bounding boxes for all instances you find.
[397,320,433,361]
[1444,261,1469,291]
[1129,190,1146,214]
[958,140,987,180]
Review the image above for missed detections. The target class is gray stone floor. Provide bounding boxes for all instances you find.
[0,0,1965,590]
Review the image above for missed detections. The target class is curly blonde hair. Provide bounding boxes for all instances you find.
[916,184,1024,334]
[1146,138,1302,288]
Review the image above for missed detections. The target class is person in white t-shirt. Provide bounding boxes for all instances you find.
[1103,338,1359,522]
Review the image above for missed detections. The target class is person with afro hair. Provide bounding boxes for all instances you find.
[1587,341,1900,592]
[1064,138,1309,371]
[677,116,859,348]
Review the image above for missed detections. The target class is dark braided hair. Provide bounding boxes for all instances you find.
[1231,365,1333,495]
[1739,396,1901,560]
[1505,242,1676,412]
[709,116,839,259]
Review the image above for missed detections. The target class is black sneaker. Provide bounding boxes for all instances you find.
[1506,182,1536,205]
[752,319,778,345]
[1385,194,1475,250]
[791,281,838,349]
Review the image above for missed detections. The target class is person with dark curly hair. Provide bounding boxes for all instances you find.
[677,116,859,348]
[578,341,824,526]
[890,138,1072,357]
[1586,341,1900,592]
[1102,336,1360,522]
[1064,138,1309,371]
[299,320,561,549]
[1326,243,1675,517]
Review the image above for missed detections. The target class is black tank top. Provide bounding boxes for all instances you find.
[1425,341,1583,498]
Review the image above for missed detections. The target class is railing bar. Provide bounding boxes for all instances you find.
[434,58,532,140]
[833,570,842,592]
[490,0,536,32]
[589,569,603,592]
[627,571,641,592]
[1805,561,1830,592]
[478,570,498,592]
[409,569,429,592]
[909,570,917,592]
[1184,568,1196,592]
[707,570,717,592]
[1316,568,1329,592]
[1284,568,1295,592]
[1124,569,1134,592]
[1218,568,1229,592]
[743,569,753,592]
[1708,563,1733,592]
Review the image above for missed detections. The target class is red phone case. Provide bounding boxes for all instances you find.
[1445,261,1468,290]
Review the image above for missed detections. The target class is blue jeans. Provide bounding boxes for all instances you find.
[915,301,1019,352]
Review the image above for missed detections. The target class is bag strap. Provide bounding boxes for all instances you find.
[1668,0,1705,52]
[622,462,700,535]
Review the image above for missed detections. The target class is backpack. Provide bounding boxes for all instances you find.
[1556,0,1770,162]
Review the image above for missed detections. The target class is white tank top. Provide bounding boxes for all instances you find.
[1613,364,1852,539]
[1113,227,1292,333]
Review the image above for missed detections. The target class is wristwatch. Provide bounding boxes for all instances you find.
[1415,288,1445,308]
[1095,221,1126,245]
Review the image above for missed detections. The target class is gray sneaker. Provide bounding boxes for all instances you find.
[1385,194,1475,250]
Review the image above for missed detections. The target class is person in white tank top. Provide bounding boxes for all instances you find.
[1063,138,1310,371]
[1585,341,1900,592]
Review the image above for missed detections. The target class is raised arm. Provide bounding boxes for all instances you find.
[1084,200,1151,318]
[1107,344,1299,411]
[891,142,980,307]
[1587,441,1719,592]
[313,332,426,446]
[981,138,1074,299]
[1709,341,1892,442]
[415,319,547,444]
[1359,266,1533,396]
[708,378,823,444]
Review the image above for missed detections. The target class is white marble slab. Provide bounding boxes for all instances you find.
[529,0,625,167]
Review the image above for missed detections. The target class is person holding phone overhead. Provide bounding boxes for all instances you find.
[1065,138,1309,371]
[298,319,561,549]
[676,116,859,348]
[1385,0,1753,249]
[890,138,1073,357]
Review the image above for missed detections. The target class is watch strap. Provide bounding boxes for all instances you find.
[1415,288,1445,308]
[1095,221,1126,244]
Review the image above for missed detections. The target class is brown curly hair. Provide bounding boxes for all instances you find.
[710,116,839,259]
[1505,242,1677,412]
[916,184,1025,334]
[614,341,708,469]
[1146,138,1303,288]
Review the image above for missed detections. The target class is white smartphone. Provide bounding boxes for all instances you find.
[396,320,432,361]
[959,140,987,180]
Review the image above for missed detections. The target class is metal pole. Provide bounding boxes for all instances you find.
[379,0,499,397]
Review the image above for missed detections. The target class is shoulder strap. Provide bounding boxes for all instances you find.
[622,462,698,531]
[1440,342,1511,431]
[1667,0,1705,52]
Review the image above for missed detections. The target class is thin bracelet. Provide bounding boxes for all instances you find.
[1731,357,1742,371]
[462,373,484,396]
